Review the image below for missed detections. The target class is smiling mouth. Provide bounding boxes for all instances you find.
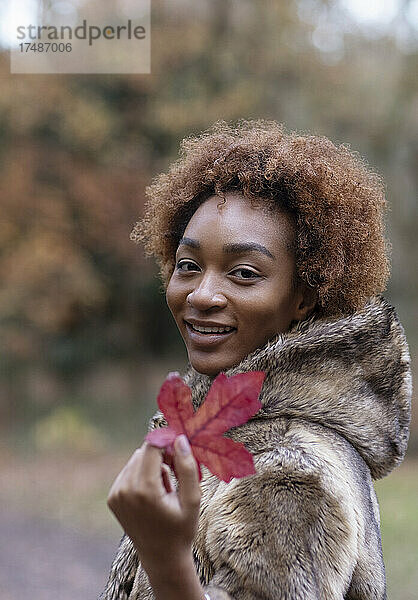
[185,322,236,335]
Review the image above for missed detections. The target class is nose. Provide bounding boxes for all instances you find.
[187,272,227,311]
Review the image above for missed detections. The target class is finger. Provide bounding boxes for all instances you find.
[173,435,201,512]
[161,463,174,494]
[108,447,144,493]
[140,442,165,494]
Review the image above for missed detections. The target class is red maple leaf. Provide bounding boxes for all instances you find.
[145,371,265,482]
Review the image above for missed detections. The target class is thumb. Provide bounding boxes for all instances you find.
[173,435,201,513]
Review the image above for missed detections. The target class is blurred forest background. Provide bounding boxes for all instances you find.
[0,1,417,598]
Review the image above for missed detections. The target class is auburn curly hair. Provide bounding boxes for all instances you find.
[131,120,390,317]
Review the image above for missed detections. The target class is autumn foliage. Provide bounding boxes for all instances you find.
[146,371,265,482]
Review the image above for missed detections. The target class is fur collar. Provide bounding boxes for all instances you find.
[151,296,411,480]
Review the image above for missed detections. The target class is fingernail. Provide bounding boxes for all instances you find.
[177,434,191,456]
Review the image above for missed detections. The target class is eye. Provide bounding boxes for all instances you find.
[230,267,260,280]
[176,259,200,273]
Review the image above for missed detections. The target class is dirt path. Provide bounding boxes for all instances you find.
[0,509,118,600]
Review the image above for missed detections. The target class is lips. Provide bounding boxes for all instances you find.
[184,320,236,347]
[188,323,234,334]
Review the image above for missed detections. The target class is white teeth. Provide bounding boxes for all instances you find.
[191,324,233,334]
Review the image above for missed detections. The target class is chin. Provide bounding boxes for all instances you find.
[191,361,222,376]
[189,353,239,377]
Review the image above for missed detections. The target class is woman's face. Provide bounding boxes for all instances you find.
[166,193,314,375]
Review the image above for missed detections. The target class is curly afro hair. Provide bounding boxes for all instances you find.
[131,120,390,317]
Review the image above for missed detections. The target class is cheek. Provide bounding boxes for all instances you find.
[166,278,184,320]
[251,291,283,317]
[246,291,294,333]
[165,279,177,315]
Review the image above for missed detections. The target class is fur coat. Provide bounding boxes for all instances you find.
[100,295,411,600]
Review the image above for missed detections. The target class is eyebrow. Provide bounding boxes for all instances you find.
[179,237,200,249]
[178,237,275,260]
[223,242,275,260]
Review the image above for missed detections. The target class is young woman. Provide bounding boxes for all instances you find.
[101,121,411,600]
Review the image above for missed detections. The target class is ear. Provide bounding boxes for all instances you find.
[294,283,318,322]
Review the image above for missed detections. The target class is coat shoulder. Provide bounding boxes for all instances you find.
[196,419,386,599]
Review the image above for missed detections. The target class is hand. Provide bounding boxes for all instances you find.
[107,434,201,574]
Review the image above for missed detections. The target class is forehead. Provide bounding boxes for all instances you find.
[182,193,295,250]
